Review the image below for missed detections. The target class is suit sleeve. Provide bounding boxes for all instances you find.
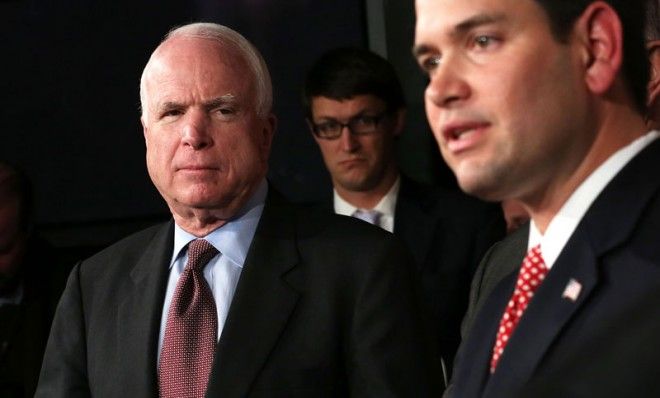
[35,262,92,398]
[347,235,444,397]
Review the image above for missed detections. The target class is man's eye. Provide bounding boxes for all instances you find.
[473,35,499,49]
[317,122,338,132]
[476,35,490,46]
[419,56,441,74]
[354,116,376,126]
[161,109,183,119]
[217,107,235,116]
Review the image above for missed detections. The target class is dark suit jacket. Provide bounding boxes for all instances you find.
[450,139,660,397]
[36,196,442,397]
[392,176,505,370]
[0,236,69,398]
[519,286,660,397]
[460,224,528,340]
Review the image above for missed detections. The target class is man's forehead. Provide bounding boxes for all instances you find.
[414,0,547,53]
[144,45,249,104]
[415,0,533,32]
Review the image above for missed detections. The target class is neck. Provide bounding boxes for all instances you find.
[172,212,228,237]
[335,169,399,209]
[524,106,648,234]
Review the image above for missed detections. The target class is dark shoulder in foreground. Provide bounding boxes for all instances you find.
[402,175,502,220]
[75,221,173,270]
[261,196,403,246]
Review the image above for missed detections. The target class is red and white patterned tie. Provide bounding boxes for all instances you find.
[490,244,548,373]
[159,239,219,398]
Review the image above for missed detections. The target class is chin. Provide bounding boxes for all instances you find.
[455,172,502,202]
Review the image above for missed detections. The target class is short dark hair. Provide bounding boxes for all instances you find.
[0,162,34,233]
[534,0,649,114]
[646,0,660,41]
[302,47,406,118]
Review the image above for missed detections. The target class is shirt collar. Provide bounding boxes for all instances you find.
[529,130,659,268]
[333,175,400,217]
[170,179,268,269]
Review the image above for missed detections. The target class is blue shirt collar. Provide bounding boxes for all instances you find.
[170,179,268,269]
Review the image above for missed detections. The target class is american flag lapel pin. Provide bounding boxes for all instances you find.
[562,278,582,302]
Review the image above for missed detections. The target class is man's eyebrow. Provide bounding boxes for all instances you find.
[156,95,238,112]
[412,13,507,58]
[412,43,433,59]
[159,101,184,111]
[204,94,237,109]
[452,13,507,38]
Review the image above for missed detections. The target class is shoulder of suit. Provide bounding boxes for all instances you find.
[79,221,172,265]
[263,199,400,251]
[399,174,501,217]
[483,223,529,273]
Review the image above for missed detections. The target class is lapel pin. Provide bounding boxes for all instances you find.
[562,278,582,302]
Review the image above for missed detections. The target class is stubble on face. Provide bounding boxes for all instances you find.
[415,0,586,203]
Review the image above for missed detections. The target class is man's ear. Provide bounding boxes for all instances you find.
[392,108,406,137]
[262,113,277,152]
[647,40,660,110]
[306,118,321,143]
[141,116,149,144]
[574,2,623,96]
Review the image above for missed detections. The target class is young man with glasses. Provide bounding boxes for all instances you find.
[302,47,505,374]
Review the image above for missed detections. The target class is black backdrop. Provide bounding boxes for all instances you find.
[1,0,452,248]
[1,0,365,244]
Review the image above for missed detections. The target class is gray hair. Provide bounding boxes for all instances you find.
[140,22,273,117]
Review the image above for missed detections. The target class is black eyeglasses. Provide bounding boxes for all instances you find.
[310,112,388,139]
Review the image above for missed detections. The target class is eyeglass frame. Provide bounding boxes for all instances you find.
[308,111,391,140]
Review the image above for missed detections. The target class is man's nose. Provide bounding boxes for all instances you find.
[181,110,212,150]
[338,126,360,152]
[425,58,471,109]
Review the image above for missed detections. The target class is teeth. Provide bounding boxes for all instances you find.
[453,128,470,138]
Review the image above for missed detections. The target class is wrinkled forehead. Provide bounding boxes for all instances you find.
[146,36,248,84]
[141,37,255,111]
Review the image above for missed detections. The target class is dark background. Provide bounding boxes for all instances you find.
[0,0,452,251]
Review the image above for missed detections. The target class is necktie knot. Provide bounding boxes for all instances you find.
[187,239,219,272]
[352,209,382,226]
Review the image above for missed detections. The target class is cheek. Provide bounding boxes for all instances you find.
[316,141,338,163]
[365,137,386,162]
[424,95,443,140]
[0,249,22,273]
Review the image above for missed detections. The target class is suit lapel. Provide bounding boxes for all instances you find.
[484,139,660,395]
[453,270,518,397]
[206,199,300,398]
[484,228,598,396]
[117,222,173,397]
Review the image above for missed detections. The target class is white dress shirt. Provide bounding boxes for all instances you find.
[529,130,659,269]
[334,176,400,233]
[157,179,267,363]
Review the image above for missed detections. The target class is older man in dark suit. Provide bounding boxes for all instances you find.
[36,23,442,397]
[414,0,660,396]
